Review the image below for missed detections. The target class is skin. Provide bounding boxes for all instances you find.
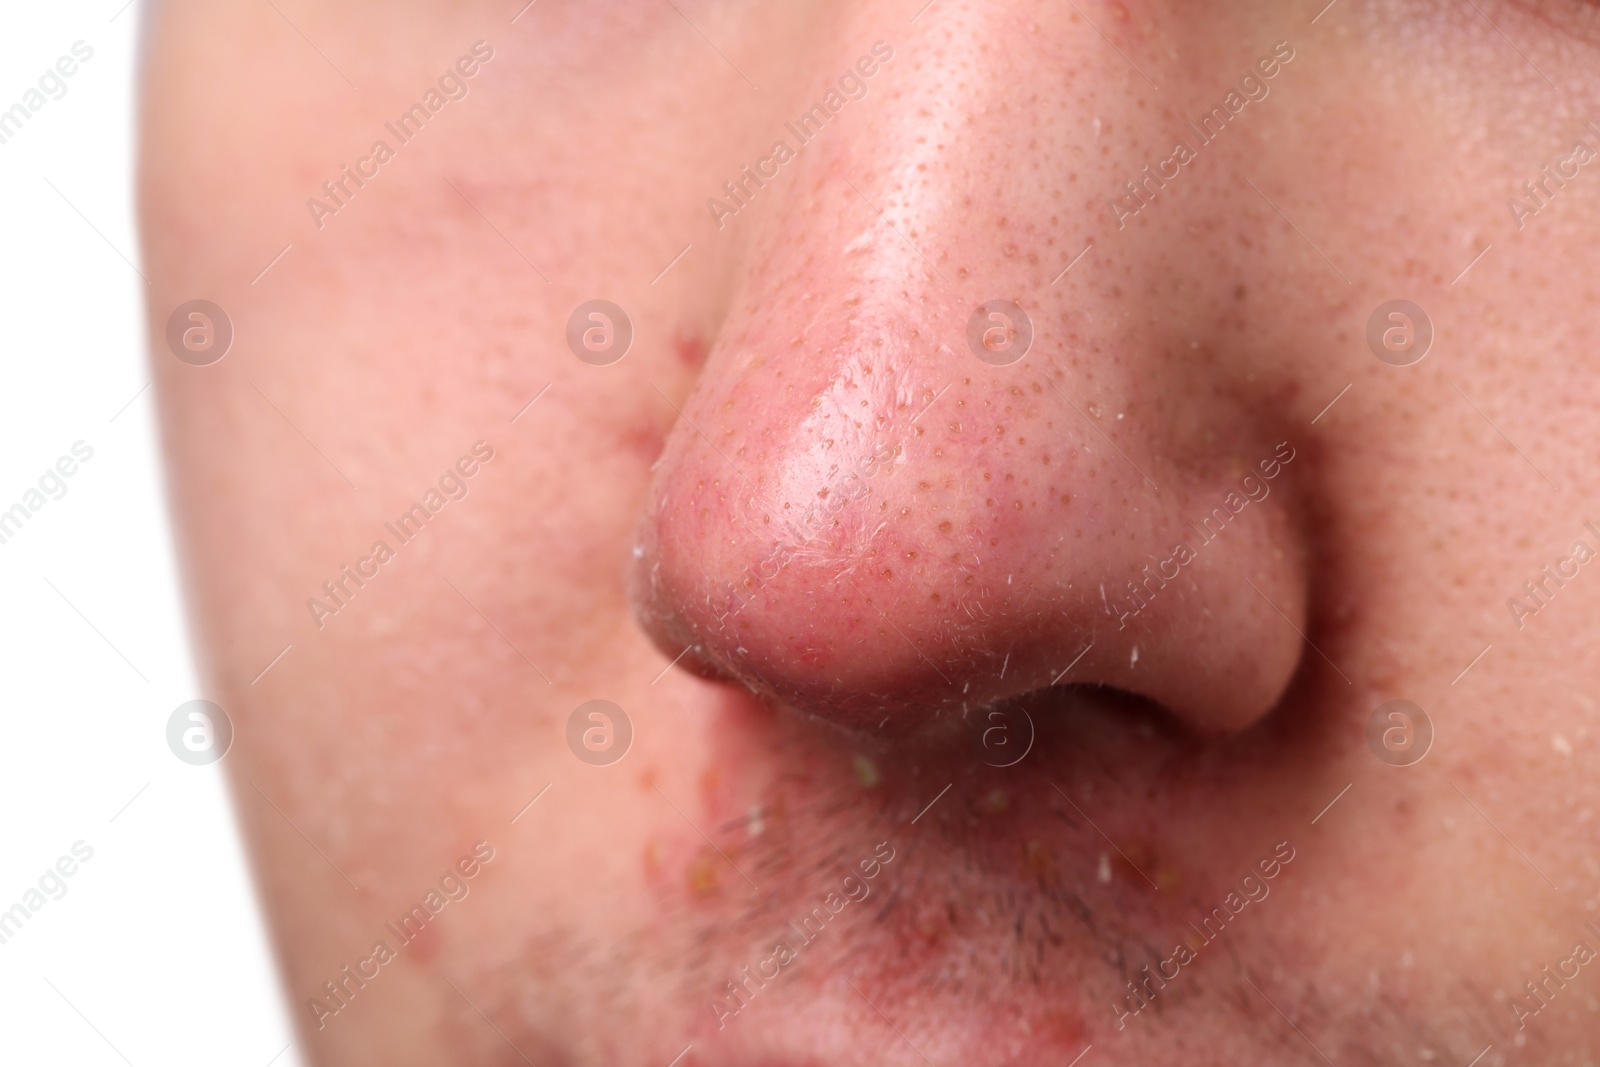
[140,0,1600,1063]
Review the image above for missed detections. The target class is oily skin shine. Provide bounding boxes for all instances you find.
[143,0,1600,1063]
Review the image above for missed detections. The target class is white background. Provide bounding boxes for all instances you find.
[0,3,303,1064]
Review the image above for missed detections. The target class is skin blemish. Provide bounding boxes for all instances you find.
[674,335,708,369]
[688,849,721,897]
[854,754,881,787]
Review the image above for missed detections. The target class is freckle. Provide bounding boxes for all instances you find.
[949,552,960,563]
[939,520,952,533]
[1017,437,1026,446]
[817,488,829,499]
[989,538,999,547]
[1004,473,1014,482]
[985,498,995,507]
[1060,494,1071,505]
[919,480,932,490]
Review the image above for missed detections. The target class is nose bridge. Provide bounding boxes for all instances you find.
[670,7,1085,562]
[723,2,1094,291]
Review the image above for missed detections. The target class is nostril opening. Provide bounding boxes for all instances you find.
[956,683,1192,762]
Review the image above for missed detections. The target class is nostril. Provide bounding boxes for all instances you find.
[632,447,1309,740]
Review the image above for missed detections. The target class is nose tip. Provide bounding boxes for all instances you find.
[631,303,1311,737]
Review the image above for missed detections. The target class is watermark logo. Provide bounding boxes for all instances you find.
[1506,520,1600,629]
[1365,300,1432,367]
[708,841,896,1030]
[1113,840,1296,1029]
[966,300,1032,366]
[1109,41,1296,229]
[978,705,1034,767]
[308,841,496,1029]
[305,42,495,230]
[706,41,895,229]
[1509,919,1600,1031]
[567,700,633,766]
[166,700,233,765]
[165,300,233,366]
[566,300,632,366]
[1366,700,1432,767]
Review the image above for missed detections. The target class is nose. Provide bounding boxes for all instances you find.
[632,8,1311,736]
